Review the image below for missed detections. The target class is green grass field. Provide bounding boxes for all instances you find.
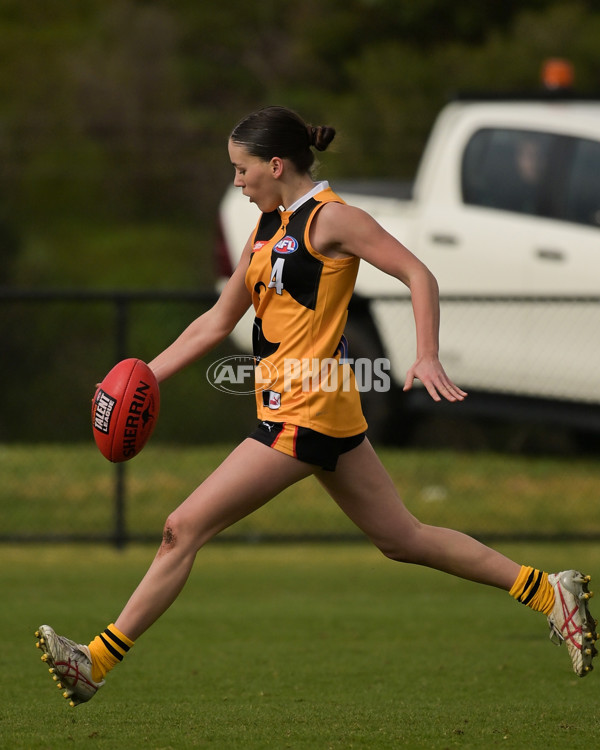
[2,443,600,541]
[3,542,600,749]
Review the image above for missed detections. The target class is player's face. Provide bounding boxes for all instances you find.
[228,140,281,212]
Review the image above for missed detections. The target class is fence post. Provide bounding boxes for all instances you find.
[113,296,130,549]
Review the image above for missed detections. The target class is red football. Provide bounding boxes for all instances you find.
[91,358,160,462]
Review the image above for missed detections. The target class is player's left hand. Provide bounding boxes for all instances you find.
[403,355,468,403]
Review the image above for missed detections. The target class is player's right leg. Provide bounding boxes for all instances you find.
[36,439,314,705]
[113,438,313,640]
[35,625,104,707]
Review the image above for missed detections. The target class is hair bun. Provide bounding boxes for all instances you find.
[307,124,336,152]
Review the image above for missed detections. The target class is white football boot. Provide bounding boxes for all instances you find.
[547,571,598,676]
[35,625,104,706]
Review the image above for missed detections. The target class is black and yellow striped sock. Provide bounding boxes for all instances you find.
[87,623,135,683]
[509,565,555,615]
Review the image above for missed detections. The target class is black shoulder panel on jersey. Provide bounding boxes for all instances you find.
[270,198,323,311]
[255,211,281,241]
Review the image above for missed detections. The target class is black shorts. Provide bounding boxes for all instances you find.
[249,421,366,471]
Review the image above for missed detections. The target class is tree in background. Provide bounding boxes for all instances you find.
[0,0,598,286]
[1,0,599,442]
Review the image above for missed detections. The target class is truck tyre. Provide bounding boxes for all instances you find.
[343,312,398,444]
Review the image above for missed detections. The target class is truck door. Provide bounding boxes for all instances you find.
[416,127,600,403]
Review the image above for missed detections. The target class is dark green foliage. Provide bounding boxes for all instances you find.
[2,1,600,443]
[1,1,599,285]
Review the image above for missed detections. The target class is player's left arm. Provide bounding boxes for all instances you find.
[311,202,467,403]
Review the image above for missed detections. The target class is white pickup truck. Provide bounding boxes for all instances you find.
[216,95,600,442]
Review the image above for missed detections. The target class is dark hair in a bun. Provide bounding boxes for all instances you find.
[231,106,336,173]
[307,125,336,152]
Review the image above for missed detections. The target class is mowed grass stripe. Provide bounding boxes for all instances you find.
[1,443,600,538]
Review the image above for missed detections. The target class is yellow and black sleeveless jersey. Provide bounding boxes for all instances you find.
[245,186,368,437]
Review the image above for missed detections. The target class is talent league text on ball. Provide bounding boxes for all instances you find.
[94,380,154,457]
[93,391,117,434]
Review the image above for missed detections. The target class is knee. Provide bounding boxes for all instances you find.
[379,545,412,564]
[160,518,178,550]
[373,521,425,564]
[159,510,201,555]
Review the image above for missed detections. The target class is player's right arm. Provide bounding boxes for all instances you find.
[149,237,253,383]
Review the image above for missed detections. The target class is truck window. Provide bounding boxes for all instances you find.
[462,128,555,217]
[563,138,600,227]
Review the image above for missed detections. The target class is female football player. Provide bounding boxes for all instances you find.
[36,106,596,705]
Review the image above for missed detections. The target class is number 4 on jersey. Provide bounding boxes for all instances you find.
[268,257,285,295]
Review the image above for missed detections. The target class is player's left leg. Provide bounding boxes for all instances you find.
[316,437,520,587]
[316,437,598,676]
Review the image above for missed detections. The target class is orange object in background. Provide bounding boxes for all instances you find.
[542,58,575,90]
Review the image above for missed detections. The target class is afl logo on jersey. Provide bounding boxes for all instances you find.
[273,236,298,254]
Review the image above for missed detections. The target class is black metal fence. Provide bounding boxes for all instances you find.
[1,289,599,546]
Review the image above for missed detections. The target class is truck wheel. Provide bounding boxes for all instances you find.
[343,314,398,444]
